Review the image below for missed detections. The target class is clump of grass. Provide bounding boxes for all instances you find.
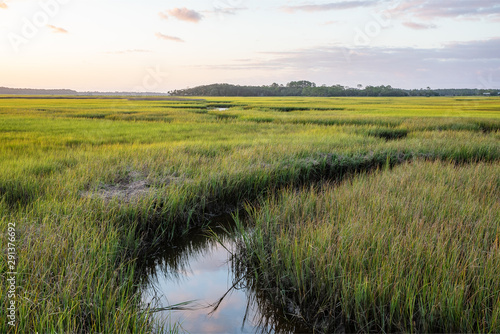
[0,179,41,207]
[367,127,409,140]
[476,119,500,133]
[235,161,500,333]
[269,106,311,112]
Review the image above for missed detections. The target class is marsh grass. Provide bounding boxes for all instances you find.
[0,96,498,332]
[235,161,500,333]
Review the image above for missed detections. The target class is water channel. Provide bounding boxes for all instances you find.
[139,215,310,333]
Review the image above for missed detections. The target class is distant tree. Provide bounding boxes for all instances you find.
[286,80,316,88]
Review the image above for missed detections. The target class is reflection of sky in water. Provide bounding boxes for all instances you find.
[143,240,264,333]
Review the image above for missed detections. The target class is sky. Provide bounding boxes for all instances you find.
[0,0,499,92]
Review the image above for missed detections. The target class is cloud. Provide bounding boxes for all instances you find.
[159,7,203,23]
[282,1,375,13]
[392,0,500,21]
[216,7,245,15]
[47,25,68,34]
[201,6,247,20]
[322,20,342,25]
[155,32,184,43]
[282,1,500,22]
[402,21,437,30]
[209,6,247,16]
[199,38,500,89]
[0,2,7,9]
[105,49,151,55]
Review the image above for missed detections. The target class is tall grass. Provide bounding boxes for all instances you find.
[235,161,500,333]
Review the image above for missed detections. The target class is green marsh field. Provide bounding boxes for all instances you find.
[0,96,499,333]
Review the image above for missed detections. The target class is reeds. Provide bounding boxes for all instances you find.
[235,161,500,333]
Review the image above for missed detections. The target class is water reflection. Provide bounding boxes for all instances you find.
[139,215,310,333]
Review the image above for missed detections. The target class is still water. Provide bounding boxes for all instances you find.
[140,215,309,333]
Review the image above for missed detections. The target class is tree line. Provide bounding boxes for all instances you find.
[169,82,499,97]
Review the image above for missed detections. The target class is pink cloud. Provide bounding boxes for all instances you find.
[47,25,68,34]
[159,7,203,23]
[403,21,437,30]
[155,32,184,43]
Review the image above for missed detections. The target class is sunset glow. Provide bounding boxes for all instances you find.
[1,0,499,91]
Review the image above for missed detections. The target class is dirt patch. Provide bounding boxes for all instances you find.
[82,171,186,202]
[93,180,151,202]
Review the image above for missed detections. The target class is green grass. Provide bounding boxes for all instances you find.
[0,96,498,333]
[235,161,500,333]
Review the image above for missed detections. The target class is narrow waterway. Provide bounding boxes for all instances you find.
[139,215,309,333]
